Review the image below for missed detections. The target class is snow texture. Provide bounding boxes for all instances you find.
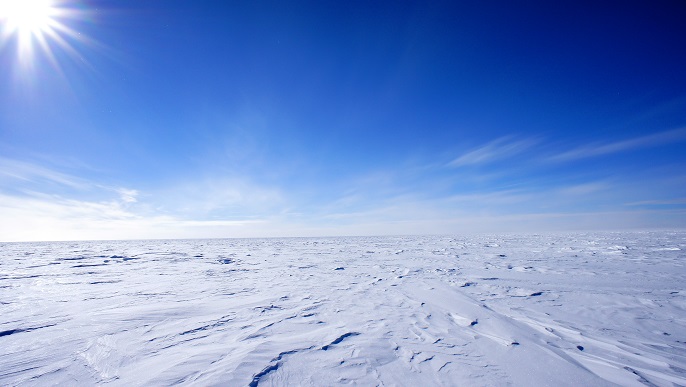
[1,231,685,386]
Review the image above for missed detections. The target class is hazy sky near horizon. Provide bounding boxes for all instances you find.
[1,0,685,241]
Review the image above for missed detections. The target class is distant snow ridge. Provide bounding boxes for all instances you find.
[1,232,685,386]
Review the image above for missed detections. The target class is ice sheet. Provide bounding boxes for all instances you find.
[1,232,685,385]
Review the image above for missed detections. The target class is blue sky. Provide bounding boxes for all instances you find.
[1,0,685,241]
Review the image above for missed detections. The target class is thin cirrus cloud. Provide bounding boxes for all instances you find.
[0,156,290,241]
[448,128,686,170]
[0,156,90,190]
[550,127,686,162]
[0,162,268,241]
[624,198,686,206]
[0,157,140,203]
[447,137,537,168]
[116,188,139,203]
[555,182,609,196]
[0,191,268,242]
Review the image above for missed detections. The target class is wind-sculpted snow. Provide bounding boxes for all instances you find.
[1,232,685,386]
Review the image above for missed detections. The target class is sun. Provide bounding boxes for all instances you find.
[0,0,56,36]
[1,0,59,63]
[0,0,87,67]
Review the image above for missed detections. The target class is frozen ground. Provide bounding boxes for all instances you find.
[1,232,685,386]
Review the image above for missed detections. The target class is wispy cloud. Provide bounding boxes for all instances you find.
[0,156,89,190]
[0,157,141,204]
[446,189,534,205]
[0,192,267,241]
[116,188,139,203]
[291,194,686,236]
[624,198,686,206]
[556,182,608,196]
[1,150,684,242]
[154,177,284,219]
[0,156,289,241]
[551,127,686,162]
[447,137,536,168]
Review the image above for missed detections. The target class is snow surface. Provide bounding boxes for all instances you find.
[1,232,685,386]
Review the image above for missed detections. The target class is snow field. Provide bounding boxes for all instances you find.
[1,232,685,386]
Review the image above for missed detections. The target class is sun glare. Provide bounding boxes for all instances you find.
[0,0,89,68]
[0,0,56,36]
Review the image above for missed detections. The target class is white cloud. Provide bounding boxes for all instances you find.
[0,156,292,241]
[446,189,534,205]
[556,182,608,196]
[116,188,139,203]
[0,156,90,189]
[0,192,269,242]
[2,185,684,242]
[1,153,683,242]
[153,177,284,218]
[448,137,536,168]
[286,201,686,236]
[551,127,686,161]
[624,198,686,206]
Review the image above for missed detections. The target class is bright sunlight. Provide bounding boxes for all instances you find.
[0,0,56,35]
[0,0,58,62]
[0,0,87,68]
